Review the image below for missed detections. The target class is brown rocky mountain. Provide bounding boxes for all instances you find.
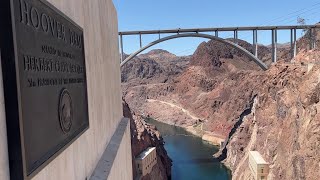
[122,39,275,137]
[121,49,190,86]
[190,39,271,72]
[123,28,320,179]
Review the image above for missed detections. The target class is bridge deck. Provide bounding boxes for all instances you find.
[119,24,320,68]
[119,24,320,35]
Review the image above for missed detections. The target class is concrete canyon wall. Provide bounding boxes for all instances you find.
[0,0,132,179]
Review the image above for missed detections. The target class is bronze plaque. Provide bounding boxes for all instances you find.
[0,0,89,178]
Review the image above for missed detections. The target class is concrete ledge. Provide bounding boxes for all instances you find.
[90,117,130,180]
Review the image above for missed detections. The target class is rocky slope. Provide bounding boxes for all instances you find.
[121,49,190,86]
[122,31,317,136]
[219,62,320,180]
[211,28,320,180]
[122,28,320,179]
[123,100,172,180]
[122,39,275,138]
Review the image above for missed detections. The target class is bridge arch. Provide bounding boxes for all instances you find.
[120,33,268,70]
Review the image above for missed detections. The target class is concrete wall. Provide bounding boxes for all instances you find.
[108,121,133,180]
[0,0,132,179]
[0,50,10,180]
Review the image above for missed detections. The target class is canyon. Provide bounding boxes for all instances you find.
[123,28,320,179]
[123,100,172,180]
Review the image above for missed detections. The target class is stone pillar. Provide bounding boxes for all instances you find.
[272,29,277,63]
[253,30,258,57]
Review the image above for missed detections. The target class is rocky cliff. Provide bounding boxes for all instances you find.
[220,62,320,180]
[123,100,172,180]
[219,28,320,180]
[122,28,320,179]
[122,39,274,138]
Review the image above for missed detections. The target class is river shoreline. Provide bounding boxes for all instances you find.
[145,117,225,147]
[185,125,225,146]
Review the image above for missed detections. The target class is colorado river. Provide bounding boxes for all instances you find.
[145,118,232,180]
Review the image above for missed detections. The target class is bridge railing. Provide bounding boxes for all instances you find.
[119,24,320,66]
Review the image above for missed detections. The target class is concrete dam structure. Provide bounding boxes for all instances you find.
[0,0,132,179]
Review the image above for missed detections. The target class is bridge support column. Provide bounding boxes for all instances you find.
[291,29,297,59]
[272,29,277,63]
[234,30,238,44]
[253,30,258,57]
[215,31,218,37]
[139,33,142,48]
[120,35,124,62]
[310,28,316,50]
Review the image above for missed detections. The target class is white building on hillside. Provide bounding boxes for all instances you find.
[249,151,269,180]
[135,147,157,177]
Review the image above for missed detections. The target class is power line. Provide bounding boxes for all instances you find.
[239,4,320,42]
[284,9,320,25]
[267,5,320,25]
[262,1,320,25]
[238,2,320,41]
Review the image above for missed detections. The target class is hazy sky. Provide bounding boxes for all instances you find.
[113,0,320,56]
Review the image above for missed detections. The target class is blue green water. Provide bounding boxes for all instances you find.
[145,118,232,180]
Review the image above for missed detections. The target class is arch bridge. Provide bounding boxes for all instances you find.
[119,25,320,70]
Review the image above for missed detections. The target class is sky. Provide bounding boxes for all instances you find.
[113,0,320,56]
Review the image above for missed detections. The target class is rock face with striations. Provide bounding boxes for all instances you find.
[123,100,172,180]
[122,28,320,179]
[219,62,320,180]
[123,39,273,136]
